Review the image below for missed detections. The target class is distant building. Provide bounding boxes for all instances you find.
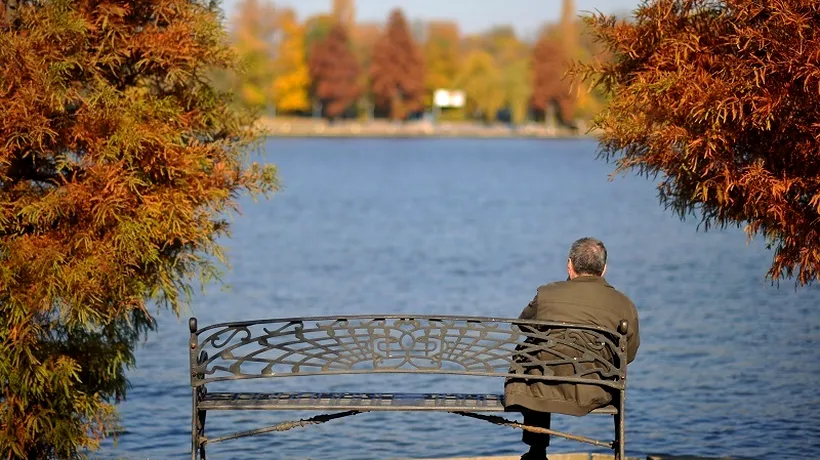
[561,0,577,48]
[332,0,355,28]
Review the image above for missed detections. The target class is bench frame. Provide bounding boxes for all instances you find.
[188,315,629,460]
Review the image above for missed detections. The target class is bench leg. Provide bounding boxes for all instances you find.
[198,409,207,460]
[192,389,207,460]
[613,391,626,460]
[192,393,198,460]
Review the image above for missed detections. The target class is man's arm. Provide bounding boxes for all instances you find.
[626,306,640,363]
[518,293,538,320]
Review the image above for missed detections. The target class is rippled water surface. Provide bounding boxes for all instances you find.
[98,138,819,460]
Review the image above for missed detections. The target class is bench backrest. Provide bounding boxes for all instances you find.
[189,315,628,389]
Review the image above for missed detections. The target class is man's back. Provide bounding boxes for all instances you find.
[506,275,640,417]
[521,276,640,363]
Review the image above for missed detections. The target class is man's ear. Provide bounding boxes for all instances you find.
[601,264,607,277]
[567,258,575,279]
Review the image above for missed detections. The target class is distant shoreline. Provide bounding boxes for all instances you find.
[256,117,599,140]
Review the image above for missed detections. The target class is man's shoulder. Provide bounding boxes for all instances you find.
[535,280,573,296]
[600,283,639,324]
[537,280,570,291]
[603,281,635,303]
[599,280,637,311]
[537,278,636,308]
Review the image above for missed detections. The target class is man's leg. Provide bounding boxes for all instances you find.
[522,410,551,459]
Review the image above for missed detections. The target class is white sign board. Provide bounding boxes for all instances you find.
[434,89,466,108]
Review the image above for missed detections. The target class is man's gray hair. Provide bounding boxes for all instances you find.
[568,237,607,276]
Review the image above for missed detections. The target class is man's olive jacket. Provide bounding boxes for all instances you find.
[504,276,640,416]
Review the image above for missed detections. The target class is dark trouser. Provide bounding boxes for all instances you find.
[523,410,551,449]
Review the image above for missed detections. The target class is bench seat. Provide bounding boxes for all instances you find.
[199,392,618,415]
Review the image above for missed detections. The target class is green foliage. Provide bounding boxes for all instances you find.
[502,59,532,125]
[423,21,460,95]
[230,0,278,110]
[454,50,505,122]
[304,13,334,59]
[0,0,278,457]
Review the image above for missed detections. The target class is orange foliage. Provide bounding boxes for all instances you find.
[351,22,382,95]
[578,0,820,285]
[308,23,360,118]
[0,0,276,456]
[370,9,425,120]
[531,32,575,124]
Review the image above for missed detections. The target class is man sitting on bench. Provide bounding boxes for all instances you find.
[504,237,641,460]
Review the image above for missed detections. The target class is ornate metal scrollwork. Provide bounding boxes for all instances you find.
[191,315,625,388]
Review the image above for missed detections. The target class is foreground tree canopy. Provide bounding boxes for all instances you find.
[0,0,277,457]
[580,0,820,285]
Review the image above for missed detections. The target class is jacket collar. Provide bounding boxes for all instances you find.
[569,275,610,286]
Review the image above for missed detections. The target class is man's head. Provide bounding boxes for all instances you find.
[567,237,607,279]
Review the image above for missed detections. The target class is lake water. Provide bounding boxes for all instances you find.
[97,138,819,460]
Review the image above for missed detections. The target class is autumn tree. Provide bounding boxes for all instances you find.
[503,59,531,125]
[351,23,381,72]
[477,26,531,125]
[479,25,529,68]
[308,23,360,119]
[423,21,461,95]
[350,22,382,118]
[577,0,820,285]
[272,8,310,114]
[455,50,505,122]
[370,9,425,120]
[304,13,333,58]
[573,18,610,121]
[0,0,277,457]
[531,30,575,129]
[230,0,278,109]
[304,0,353,70]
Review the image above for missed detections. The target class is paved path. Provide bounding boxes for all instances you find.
[412,454,638,460]
[412,454,752,460]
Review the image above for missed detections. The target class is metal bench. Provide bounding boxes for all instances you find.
[188,315,630,460]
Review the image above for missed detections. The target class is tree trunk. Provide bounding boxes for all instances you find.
[545,102,556,136]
